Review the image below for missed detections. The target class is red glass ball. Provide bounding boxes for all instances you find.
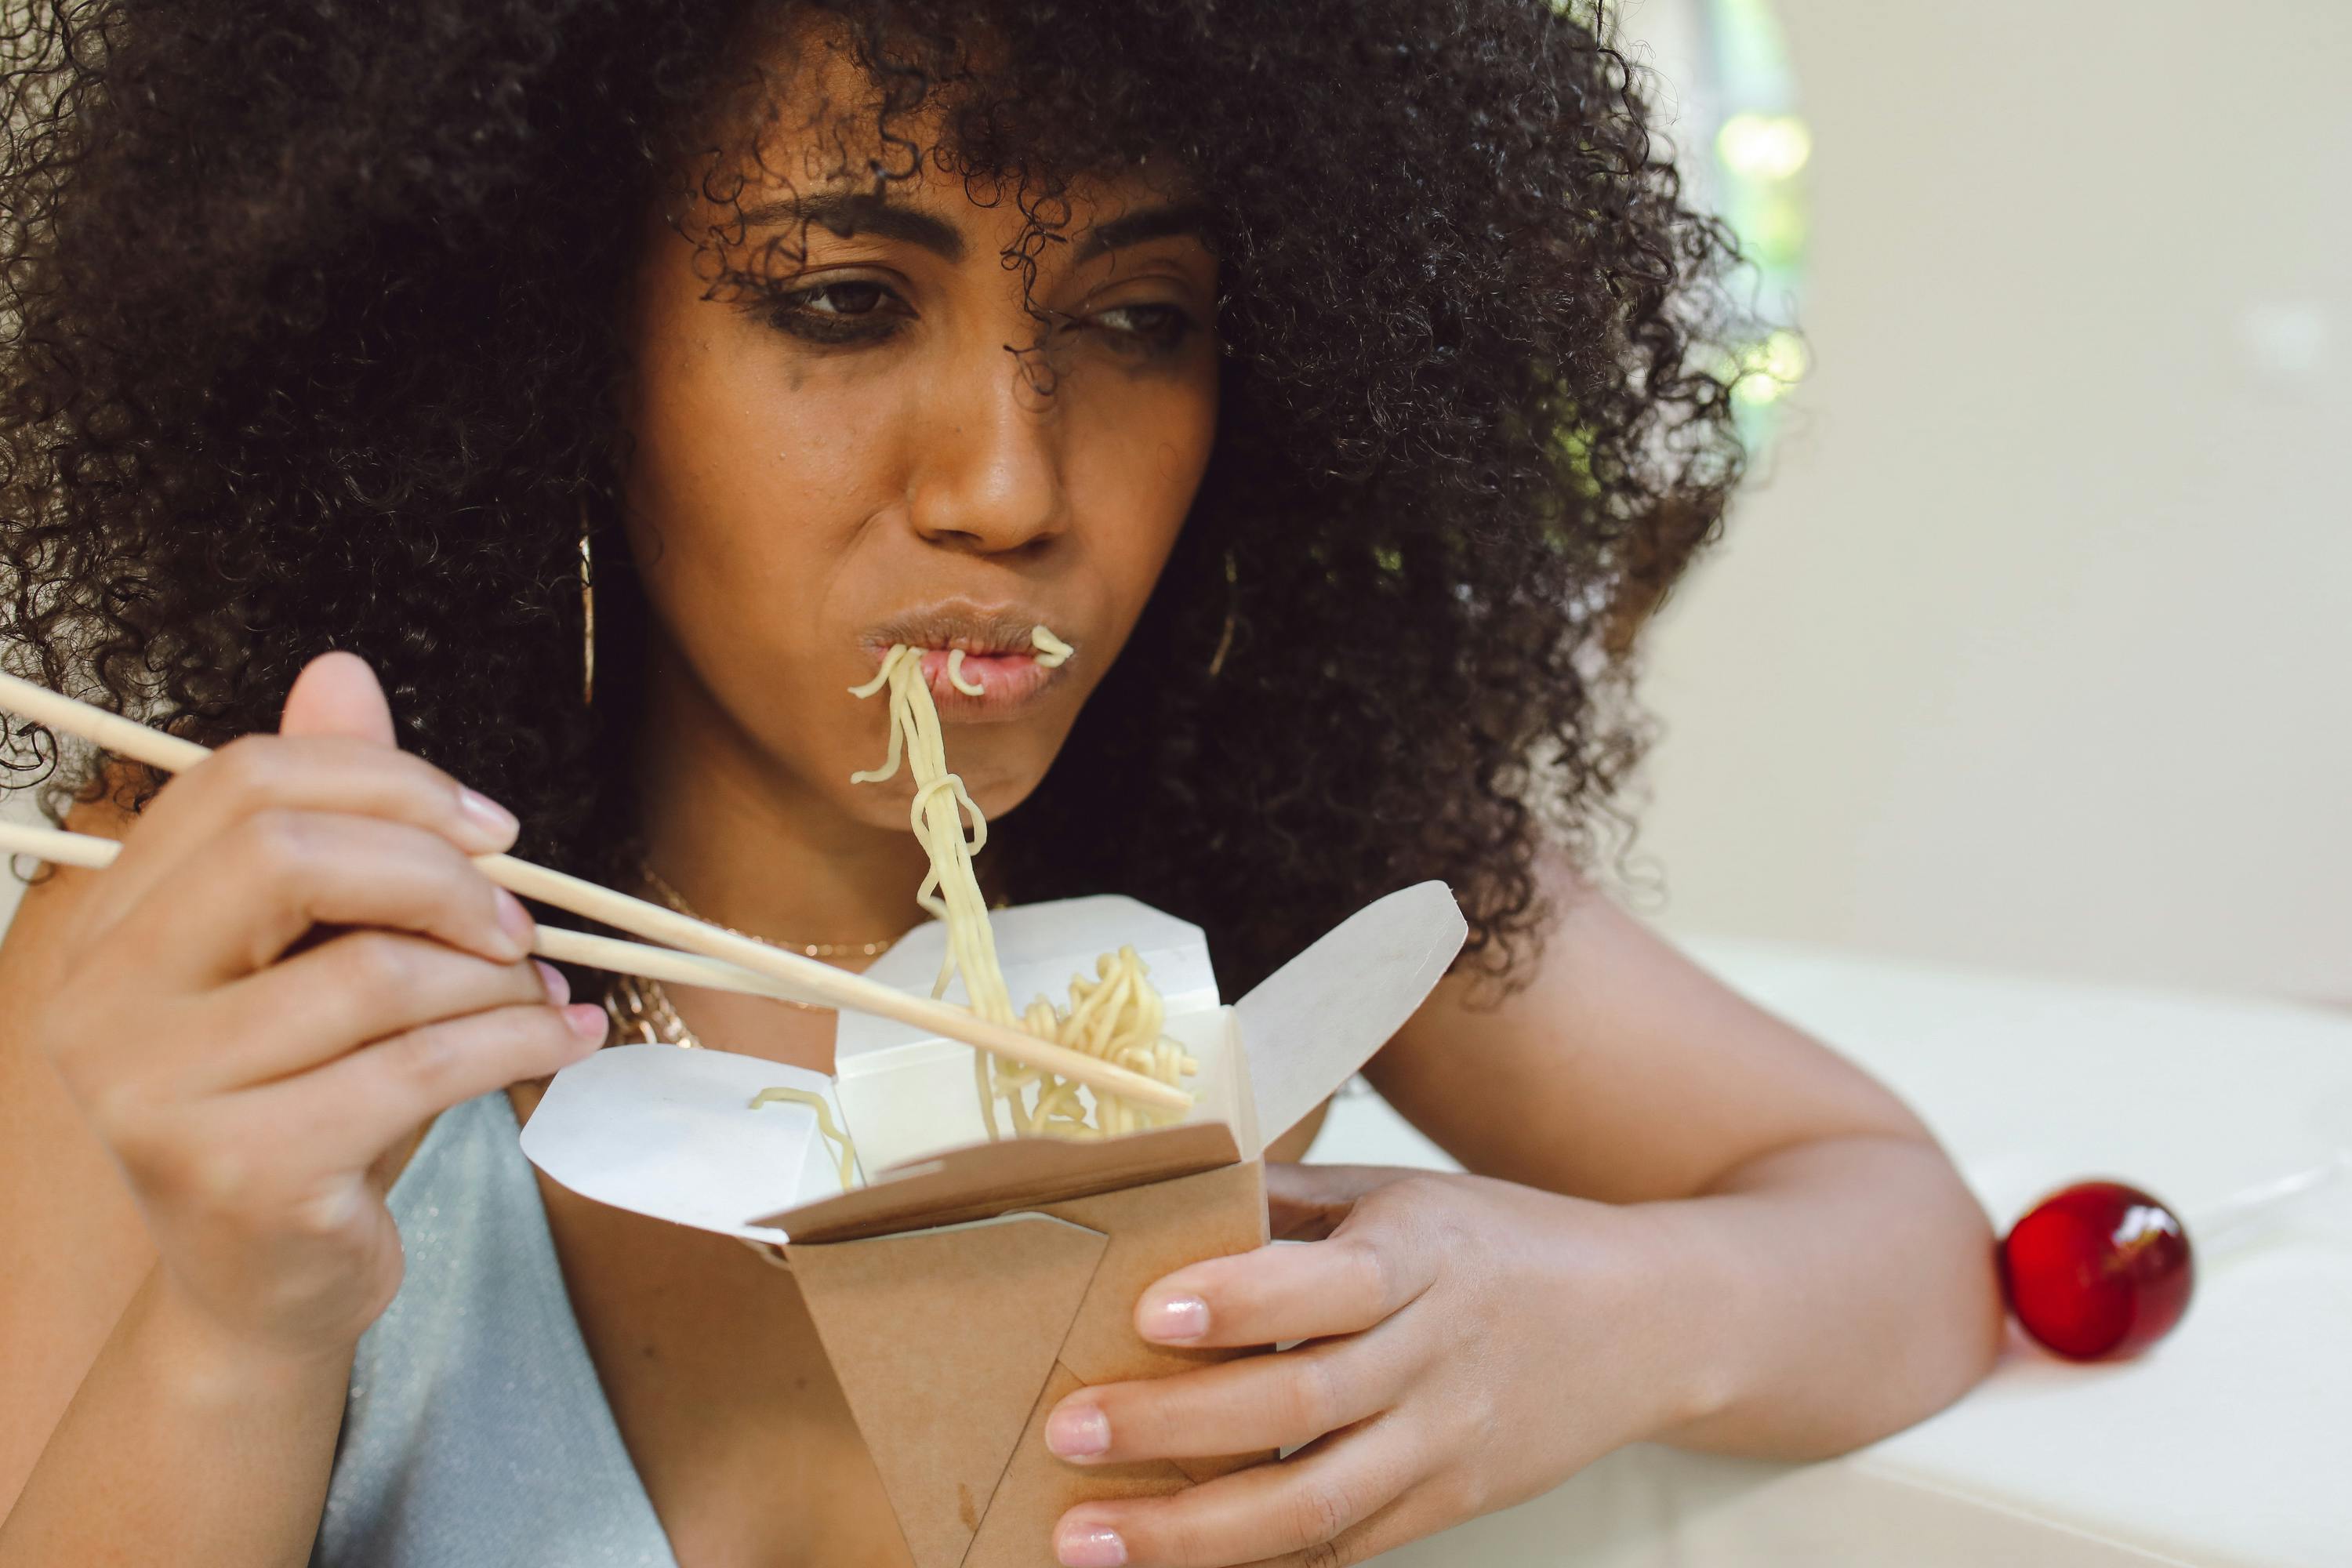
[2000,1180,2194,1360]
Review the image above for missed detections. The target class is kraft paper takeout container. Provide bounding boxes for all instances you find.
[521,881,1466,1568]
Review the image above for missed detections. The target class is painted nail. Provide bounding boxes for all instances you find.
[532,960,571,1005]
[493,887,535,957]
[1046,1403,1110,1459]
[1055,1522,1127,1567]
[561,1004,608,1044]
[1140,1294,1210,1343]
[456,786,521,849]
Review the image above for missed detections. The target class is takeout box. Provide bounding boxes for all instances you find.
[521,881,1467,1568]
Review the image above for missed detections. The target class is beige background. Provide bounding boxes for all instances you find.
[7,2,2347,1000]
[1628,0,2350,1001]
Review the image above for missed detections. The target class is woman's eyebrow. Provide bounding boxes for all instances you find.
[1073,200,1215,262]
[735,191,966,263]
[730,191,1210,266]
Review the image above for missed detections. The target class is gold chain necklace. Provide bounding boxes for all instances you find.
[601,851,902,1047]
[634,854,900,958]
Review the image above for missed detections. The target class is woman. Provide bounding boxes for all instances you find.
[0,3,2002,1565]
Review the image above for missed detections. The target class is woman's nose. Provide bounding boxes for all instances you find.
[905,347,1069,555]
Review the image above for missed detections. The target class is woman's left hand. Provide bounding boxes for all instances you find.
[1044,1163,1697,1567]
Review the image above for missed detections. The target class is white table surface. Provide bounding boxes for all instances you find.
[1312,937,2352,1567]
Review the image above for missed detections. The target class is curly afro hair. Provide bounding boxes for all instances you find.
[0,0,1748,996]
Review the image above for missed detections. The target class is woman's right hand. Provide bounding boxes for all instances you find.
[28,652,607,1364]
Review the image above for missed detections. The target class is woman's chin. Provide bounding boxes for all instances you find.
[827,763,1047,837]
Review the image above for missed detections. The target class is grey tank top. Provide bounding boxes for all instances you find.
[311,1091,678,1568]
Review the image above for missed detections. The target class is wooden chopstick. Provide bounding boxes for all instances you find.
[0,671,1192,1113]
[0,818,818,1004]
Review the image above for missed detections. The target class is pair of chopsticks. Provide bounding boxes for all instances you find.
[0,815,843,1008]
[0,670,1189,1114]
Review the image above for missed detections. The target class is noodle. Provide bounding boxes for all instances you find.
[849,626,1193,1140]
[1029,625,1073,667]
[749,1086,859,1191]
[944,648,985,697]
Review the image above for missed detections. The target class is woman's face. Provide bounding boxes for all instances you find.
[620,51,1220,837]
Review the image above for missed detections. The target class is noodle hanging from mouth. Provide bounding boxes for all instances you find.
[944,648,985,697]
[1029,625,1073,667]
[849,629,1194,1140]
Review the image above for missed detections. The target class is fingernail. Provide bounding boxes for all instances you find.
[1140,1294,1209,1343]
[562,1004,607,1044]
[1046,1403,1110,1459]
[1055,1522,1127,1568]
[493,887,535,958]
[532,960,570,1005]
[456,787,521,849]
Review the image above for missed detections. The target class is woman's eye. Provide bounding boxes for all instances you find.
[1087,302,1196,354]
[764,280,906,343]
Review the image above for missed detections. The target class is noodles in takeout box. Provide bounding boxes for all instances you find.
[521,884,1465,1568]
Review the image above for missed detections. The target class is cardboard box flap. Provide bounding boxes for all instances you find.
[755,1119,1242,1244]
[837,895,1219,1066]
[1235,880,1468,1142]
[518,1044,845,1243]
[793,1163,1273,1568]
[1040,1161,1270,1391]
[789,1214,1108,1568]
[966,1363,1192,1568]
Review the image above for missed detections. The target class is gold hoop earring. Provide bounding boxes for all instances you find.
[578,505,596,708]
[1206,547,1239,679]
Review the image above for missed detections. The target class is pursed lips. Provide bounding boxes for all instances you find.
[858,604,1071,717]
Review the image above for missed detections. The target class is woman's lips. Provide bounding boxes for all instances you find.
[857,603,1072,720]
[909,646,1061,717]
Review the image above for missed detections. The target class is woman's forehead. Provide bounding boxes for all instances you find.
[698,17,1196,244]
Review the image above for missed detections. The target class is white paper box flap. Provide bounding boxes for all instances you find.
[1236,881,1467,1140]
[519,1044,847,1243]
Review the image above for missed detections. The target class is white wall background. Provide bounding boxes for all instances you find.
[1628,0,2351,1002]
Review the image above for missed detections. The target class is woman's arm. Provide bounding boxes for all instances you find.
[0,811,348,1568]
[1367,852,2002,1453]
[0,807,158,1512]
[1038,852,2001,1566]
[1,1265,356,1568]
